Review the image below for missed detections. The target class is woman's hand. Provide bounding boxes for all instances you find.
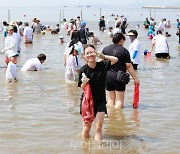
[81,73,90,84]
[95,51,105,59]
[134,78,140,85]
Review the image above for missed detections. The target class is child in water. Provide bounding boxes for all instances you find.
[89,32,102,45]
[65,45,81,83]
[147,25,155,39]
[6,52,19,82]
[2,21,8,38]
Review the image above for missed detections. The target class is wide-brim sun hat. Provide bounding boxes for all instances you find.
[9,21,15,26]
[36,18,40,22]
[32,17,37,22]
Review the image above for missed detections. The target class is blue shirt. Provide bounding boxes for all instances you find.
[177,22,180,28]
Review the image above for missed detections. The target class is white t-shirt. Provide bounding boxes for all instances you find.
[129,39,141,64]
[23,26,33,42]
[113,27,121,35]
[163,21,167,27]
[6,61,17,81]
[158,22,165,31]
[18,25,24,36]
[63,22,68,30]
[76,20,81,30]
[114,20,119,28]
[21,58,42,71]
[33,23,42,34]
[64,41,84,68]
[152,34,168,54]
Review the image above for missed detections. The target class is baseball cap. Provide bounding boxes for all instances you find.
[59,36,64,39]
[8,52,19,58]
[74,45,81,55]
[7,26,14,31]
[127,30,138,37]
[81,21,86,27]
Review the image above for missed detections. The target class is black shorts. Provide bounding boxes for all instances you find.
[106,81,126,92]
[132,64,138,70]
[155,53,169,58]
[94,104,107,116]
[80,93,107,117]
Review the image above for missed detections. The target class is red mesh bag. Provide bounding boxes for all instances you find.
[133,84,139,108]
[146,52,151,59]
[81,82,94,123]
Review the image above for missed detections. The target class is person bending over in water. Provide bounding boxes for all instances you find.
[21,54,46,71]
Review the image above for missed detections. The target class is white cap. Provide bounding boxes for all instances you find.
[8,52,19,58]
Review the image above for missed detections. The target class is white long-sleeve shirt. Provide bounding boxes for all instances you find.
[65,54,77,82]
[66,55,76,76]
[13,33,21,52]
[3,34,17,55]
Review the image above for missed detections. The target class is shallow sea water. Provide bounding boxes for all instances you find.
[0,21,180,153]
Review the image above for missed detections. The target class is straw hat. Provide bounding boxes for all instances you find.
[32,17,37,22]
[36,18,40,22]
[9,21,15,26]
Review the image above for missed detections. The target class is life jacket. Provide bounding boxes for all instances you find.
[133,84,139,108]
[81,82,94,123]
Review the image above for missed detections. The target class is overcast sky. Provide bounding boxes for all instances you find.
[1,0,180,8]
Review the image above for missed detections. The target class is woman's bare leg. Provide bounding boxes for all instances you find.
[115,91,125,109]
[107,91,116,107]
[94,112,105,141]
[82,122,91,139]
